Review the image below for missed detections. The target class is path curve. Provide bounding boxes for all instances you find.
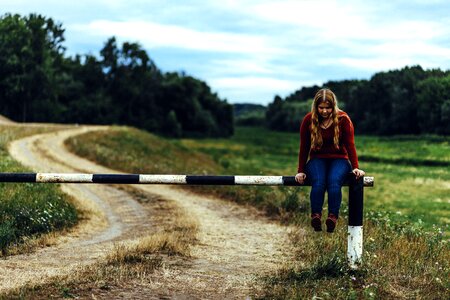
[1,126,152,293]
[1,125,297,298]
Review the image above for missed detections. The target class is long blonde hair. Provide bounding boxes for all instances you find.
[310,88,340,150]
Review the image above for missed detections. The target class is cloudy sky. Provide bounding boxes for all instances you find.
[2,0,449,104]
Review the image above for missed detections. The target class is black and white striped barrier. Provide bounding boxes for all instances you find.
[0,172,373,269]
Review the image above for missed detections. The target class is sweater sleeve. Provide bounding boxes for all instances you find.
[341,115,359,169]
[297,114,311,173]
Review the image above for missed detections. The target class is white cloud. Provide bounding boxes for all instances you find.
[211,76,299,90]
[372,42,450,58]
[209,58,273,75]
[327,40,450,71]
[209,76,320,103]
[335,57,415,71]
[74,19,286,55]
[249,0,448,42]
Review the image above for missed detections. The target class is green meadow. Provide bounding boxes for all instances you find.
[66,126,449,298]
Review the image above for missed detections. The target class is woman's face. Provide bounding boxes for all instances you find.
[317,101,333,119]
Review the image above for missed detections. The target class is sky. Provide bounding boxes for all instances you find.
[2,0,450,105]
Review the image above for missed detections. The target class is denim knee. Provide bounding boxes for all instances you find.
[312,180,326,190]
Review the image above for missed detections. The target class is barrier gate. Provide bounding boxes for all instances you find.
[0,172,374,269]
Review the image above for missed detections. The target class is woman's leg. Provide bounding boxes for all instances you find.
[305,158,327,215]
[326,159,351,217]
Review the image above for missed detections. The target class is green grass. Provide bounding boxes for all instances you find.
[177,127,450,231]
[357,135,450,165]
[65,125,449,299]
[0,126,78,254]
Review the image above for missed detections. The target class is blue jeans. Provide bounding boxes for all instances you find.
[305,158,351,217]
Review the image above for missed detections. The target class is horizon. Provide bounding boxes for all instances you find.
[1,0,449,105]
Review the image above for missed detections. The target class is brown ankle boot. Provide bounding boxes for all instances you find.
[326,213,338,233]
[311,213,322,232]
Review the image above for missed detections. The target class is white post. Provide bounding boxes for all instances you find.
[348,225,363,269]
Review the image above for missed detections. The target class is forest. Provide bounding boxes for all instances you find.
[266,67,450,135]
[0,13,233,138]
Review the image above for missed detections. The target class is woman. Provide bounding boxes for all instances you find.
[295,88,365,233]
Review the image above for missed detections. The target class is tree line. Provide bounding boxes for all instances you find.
[266,66,450,135]
[0,13,233,138]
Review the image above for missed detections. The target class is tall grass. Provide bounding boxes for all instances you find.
[66,125,449,299]
[0,126,78,254]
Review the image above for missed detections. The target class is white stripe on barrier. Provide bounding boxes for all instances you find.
[139,174,187,184]
[347,225,363,269]
[234,175,283,185]
[36,173,93,183]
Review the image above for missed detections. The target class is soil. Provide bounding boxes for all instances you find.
[1,123,300,298]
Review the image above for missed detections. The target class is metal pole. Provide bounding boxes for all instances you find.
[348,176,365,269]
[0,173,374,186]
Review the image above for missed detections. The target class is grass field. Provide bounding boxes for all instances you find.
[0,126,78,254]
[66,125,449,299]
[178,127,450,230]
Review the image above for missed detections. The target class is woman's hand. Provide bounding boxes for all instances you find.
[295,172,307,184]
[352,168,365,179]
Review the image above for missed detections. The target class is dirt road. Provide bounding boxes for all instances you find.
[1,125,297,298]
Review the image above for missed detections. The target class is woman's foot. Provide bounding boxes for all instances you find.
[326,213,338,233]
[311,213,322,231]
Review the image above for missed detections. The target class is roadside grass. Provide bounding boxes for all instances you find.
[0,126,78,255]
[6,188,199,299]
[65,125,449,299]
[65,126,296,219]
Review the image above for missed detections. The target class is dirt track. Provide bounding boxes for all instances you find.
[1,124,297,298]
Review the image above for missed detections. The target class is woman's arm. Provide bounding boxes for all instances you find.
[341,115,359,169]
[297,114,311,173]
[341,115,365,178]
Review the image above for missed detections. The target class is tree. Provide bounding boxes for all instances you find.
[416,75,450,134]
[0,13,66,122]
[266,65,449,135]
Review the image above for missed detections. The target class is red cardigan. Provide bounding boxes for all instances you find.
[297,111,359,173]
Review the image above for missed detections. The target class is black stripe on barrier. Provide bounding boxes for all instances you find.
[282,176,313,186]
[282,176,297,186]
[348,177,364,226]
[0,173,37,182]
[92,174,140,184]
[186,175,235,185]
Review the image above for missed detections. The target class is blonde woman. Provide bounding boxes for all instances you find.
[295,88,365,232]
